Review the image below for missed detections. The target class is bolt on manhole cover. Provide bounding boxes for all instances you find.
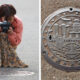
[42,7,80,72]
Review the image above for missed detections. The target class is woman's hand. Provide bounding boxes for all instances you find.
[7,27,13,34]
[0,27,2,32]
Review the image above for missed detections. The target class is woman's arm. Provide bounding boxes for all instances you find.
[8,16,23,46]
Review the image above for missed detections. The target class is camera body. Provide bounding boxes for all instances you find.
[0,21,11,33]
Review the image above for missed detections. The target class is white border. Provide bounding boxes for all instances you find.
[39,0,41,79]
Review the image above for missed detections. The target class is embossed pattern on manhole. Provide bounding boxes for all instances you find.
[42,7,80,72]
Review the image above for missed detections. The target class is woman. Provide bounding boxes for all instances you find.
[0,4,28,67]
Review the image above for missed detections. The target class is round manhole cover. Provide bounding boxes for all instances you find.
[42,7,80,72]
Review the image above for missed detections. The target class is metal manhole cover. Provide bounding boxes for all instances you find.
[42,7,80,72]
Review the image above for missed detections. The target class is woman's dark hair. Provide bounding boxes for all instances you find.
[0,4,16,20]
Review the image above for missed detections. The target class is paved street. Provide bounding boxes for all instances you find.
[0,0,39,80]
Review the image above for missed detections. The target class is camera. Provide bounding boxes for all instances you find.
[0,21,11,33]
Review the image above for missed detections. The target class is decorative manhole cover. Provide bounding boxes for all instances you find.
[42,7,80,71]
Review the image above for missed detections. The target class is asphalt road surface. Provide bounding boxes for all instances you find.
[0,0,39,80]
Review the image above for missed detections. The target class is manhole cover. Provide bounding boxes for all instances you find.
[42,7,80,72]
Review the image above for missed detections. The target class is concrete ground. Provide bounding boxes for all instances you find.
[41,0,80,80]
[0,0,39,80]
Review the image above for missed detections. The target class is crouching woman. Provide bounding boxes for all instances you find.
[0,4,28,67]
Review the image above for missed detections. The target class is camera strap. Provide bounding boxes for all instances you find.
[10,24,15,30]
